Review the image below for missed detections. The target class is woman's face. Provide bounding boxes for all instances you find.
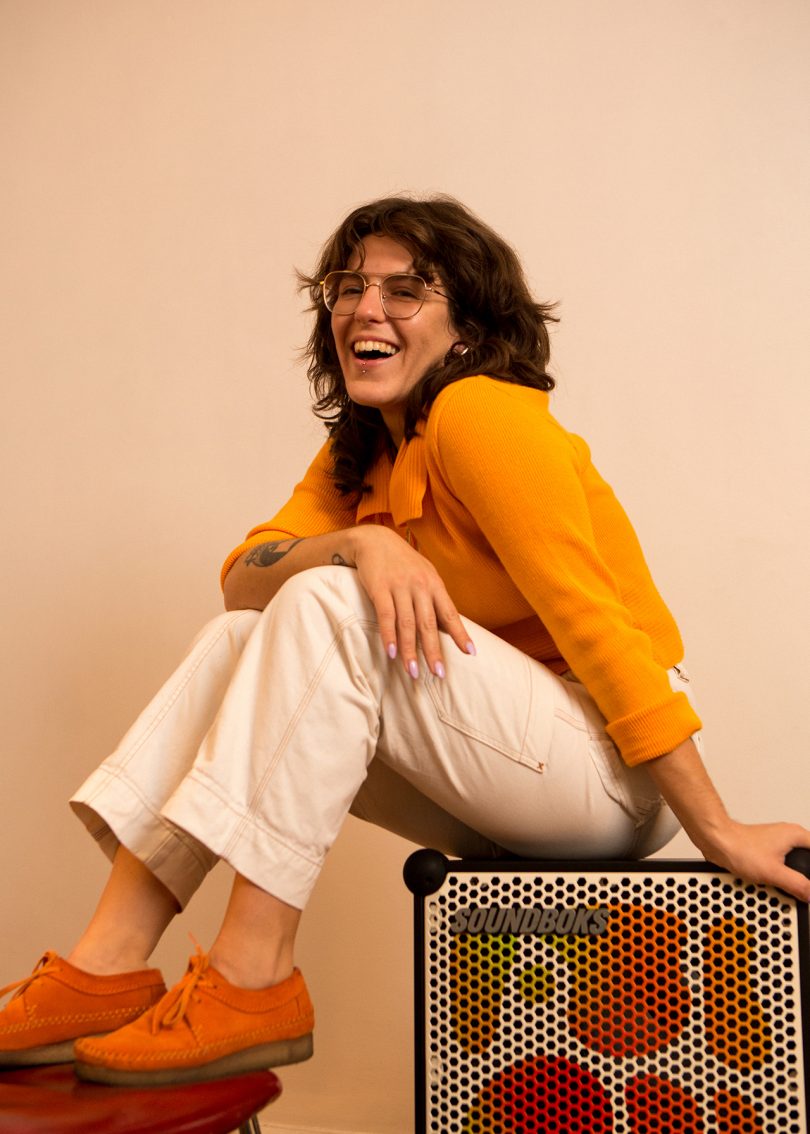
[330,235,458,446]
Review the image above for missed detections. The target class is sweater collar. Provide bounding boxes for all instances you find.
[356,431,428,526]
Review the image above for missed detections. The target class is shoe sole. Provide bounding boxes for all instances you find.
[0,1039,78,1067]
[74,1032,314,1086]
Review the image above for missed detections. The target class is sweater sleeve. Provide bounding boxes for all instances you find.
[220,441,357,587]
[427,377,700,765]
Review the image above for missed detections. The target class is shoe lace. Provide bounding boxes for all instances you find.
[151,946,213,1034]
[0,952,60,1003]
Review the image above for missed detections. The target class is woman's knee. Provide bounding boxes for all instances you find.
[187,607,261,652]
[270,564,375,621]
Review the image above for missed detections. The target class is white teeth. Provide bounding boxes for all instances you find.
[353,340,399,356]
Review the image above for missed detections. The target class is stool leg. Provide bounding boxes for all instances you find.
[238,1115,262,1134]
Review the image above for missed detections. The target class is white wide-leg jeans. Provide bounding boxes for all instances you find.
[71,567,686,911]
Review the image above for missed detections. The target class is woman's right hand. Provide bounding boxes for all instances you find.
[645,737,810,903]
[348,525,475,680]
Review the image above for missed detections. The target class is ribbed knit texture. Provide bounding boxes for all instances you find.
[221,376,701,765]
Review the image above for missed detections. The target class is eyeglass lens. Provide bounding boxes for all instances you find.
[323,273,427,317]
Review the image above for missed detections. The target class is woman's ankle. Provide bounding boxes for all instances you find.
[207,944,294,990]
[65,942,153,976]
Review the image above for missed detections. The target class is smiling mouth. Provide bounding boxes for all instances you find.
[352,339,400,361]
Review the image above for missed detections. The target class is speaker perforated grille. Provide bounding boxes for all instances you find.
[422,869,806,1132]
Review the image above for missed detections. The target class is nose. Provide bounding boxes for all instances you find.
[354,280,385,322]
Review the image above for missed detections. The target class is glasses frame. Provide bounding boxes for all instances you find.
[320,271,448,320]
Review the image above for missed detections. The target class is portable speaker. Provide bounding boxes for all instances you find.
[404,850,810,1133]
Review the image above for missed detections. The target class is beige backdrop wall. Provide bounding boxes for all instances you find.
[1,2,808,1132]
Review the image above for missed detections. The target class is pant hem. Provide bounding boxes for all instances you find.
[160,769,322,910]
[70,766,214,909]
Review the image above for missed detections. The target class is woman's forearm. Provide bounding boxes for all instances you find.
[222,530,363,612]
[643,737,734,860]
[223,523,474,679]
[645,737,810,901]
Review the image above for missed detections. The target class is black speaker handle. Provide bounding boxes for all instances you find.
[785,847,810,879]
[403,849,449,895]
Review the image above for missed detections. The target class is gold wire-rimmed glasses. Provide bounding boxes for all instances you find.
[320,271,448,319]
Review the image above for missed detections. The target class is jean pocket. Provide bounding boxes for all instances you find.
[425,652,553,773]
[587,738,634,815]
[587,737,664,825]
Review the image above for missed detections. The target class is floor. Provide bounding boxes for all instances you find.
[262,1126,374,1134]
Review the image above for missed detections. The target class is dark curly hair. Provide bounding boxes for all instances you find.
[298,195,557,501]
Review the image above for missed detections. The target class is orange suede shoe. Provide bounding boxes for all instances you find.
[74,949,315,1086]
[0,951,167,1066]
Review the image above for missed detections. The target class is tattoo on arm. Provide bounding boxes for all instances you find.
[244,539,303,568]
[331,553,349,567]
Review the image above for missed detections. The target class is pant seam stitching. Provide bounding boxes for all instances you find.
[186,768,324,868]
[109,611,258,770]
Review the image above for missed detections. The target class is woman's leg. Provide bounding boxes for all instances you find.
[66,846,180,975]
[71,608,261,912]
[1,608,295,1071]
[158,566,677,919]
[70,565,681,987]
[0,843,173,1066]
[65,848,299,989]
[372,647,682,860]
[64,602,305,993]
[208,876,300,989]
[59,565,686,1085]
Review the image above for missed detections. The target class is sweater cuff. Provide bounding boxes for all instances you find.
[606,691,702,767]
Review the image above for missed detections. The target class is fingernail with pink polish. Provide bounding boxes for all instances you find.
[465,641,477,656]
[387,643,397,660]
[434,661,446,679]
[408,659,419,679]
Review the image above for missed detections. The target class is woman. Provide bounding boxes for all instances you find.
[2,195,808,1087]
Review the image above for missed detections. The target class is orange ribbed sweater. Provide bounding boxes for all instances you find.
[221,376,701,765]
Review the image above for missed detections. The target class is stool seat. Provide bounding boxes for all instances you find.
[0,1063,281,1134]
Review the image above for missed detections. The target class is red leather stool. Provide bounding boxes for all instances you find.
[0,1063,281,1133]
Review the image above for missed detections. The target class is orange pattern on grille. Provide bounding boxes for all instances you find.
[703,919,772,1071]
[551,904,691,1058]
